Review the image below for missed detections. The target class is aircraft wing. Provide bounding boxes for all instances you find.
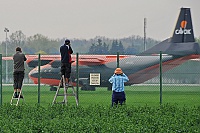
[2,54,130,67]
[26,55,117,66]
[2,57,13,60]
[2,55,61,67]
[78,58,106,66]
[2,55,61,61]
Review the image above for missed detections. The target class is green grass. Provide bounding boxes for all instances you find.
[0,104,200,132]
[2,85,200,107]
[1,85,200,132]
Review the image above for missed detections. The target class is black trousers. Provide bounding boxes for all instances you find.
[112,91,126,106]
[61,63,71,79]
[13,71,24,89]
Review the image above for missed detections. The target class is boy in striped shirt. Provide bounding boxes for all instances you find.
[109,68,129,106]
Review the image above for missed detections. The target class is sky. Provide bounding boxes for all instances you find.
[0,0,200,42]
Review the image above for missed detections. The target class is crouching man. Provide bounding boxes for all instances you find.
[109,68,129,106]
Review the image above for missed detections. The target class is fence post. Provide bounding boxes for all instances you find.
[117,52,119,68]
[76,53,79,104]
[159,51,163,105]
[38,54,41,104]
[0,54,2,106]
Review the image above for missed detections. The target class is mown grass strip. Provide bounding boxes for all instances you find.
[2,85,200,107]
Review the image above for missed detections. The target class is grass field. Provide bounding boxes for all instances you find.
[1,103,200,132]
[1,85,200,132]
[1,84,200,107]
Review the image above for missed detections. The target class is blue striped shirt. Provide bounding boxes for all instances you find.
[108,73,129,92]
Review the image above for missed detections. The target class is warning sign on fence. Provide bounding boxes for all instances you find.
[90,73,100,85]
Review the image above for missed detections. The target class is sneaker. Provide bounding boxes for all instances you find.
[65,83,69,87]
[19,95,24,99]
[13,93,18,98]
[60,84,64,88]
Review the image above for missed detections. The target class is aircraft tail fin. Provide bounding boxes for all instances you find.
[140,7,200,56]
[171,8,194,43]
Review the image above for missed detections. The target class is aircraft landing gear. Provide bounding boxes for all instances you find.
[50,86,57,91]
[79,78,96,91]
[81,84,95,91]
[107,83,112,91]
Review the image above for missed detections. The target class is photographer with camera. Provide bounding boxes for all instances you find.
[109,68,129,106]
[60,39,73,86]
[13,47,27,98]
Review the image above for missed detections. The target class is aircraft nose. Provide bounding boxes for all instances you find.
[28,67,39,84]
[29,67,39,77]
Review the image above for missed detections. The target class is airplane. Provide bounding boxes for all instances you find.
[2,7,200,91]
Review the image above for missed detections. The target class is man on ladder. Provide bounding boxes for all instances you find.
[52,39,78,106]
[11,47,27,105]
[60,39,73,86]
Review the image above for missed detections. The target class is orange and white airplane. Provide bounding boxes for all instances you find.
[3,8,200,90]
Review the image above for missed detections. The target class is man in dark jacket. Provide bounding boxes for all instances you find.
[13,47,27,98]
[60,39,73,85]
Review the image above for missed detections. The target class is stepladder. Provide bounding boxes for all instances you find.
[52,75,78,106]
[10,88,25,106]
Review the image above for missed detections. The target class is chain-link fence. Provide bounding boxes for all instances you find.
[0,53,200,107]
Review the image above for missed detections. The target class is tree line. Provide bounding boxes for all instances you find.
[0,30,161,56]
[1,30,200,56]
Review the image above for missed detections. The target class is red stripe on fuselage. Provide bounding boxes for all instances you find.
[127,55,200,84]
[28,76,59,86]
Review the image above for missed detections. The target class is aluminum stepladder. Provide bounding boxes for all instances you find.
[10,88,25,106]
[52,75,78,106]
